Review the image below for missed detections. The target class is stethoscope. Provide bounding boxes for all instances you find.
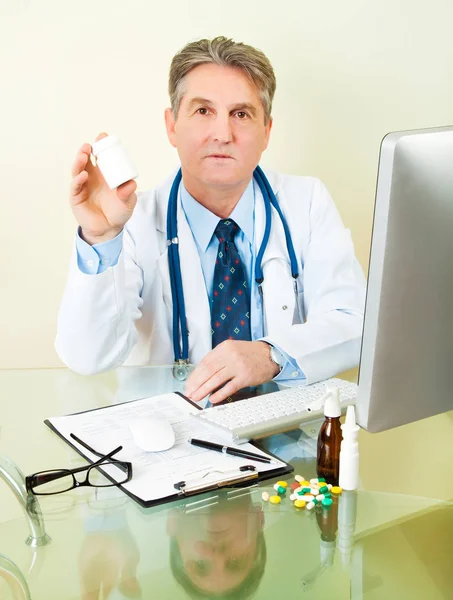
[168,165,299,380]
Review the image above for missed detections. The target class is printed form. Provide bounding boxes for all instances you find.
[47,393,286,505]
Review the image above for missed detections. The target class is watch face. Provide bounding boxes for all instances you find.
[270,346,284,368]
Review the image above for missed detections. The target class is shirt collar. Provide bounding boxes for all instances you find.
[180,179,255,253]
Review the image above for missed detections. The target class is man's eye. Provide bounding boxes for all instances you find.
[197,108,209,115]
[236,111,248,119]
[194,560,212,576]
[226,556,246,572]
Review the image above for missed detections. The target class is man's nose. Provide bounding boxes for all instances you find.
[211,114,233,144]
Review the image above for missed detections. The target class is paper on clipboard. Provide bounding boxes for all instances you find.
[46,393,291,506]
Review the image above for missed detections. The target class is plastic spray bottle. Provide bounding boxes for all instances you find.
[339,405,360,491]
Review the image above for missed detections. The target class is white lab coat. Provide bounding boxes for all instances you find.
[55,168,366,383]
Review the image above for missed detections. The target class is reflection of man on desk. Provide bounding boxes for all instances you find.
[56,36,365,404]
[167,492,266,598]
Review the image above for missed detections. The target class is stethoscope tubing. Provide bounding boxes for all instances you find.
[167,166,299,367]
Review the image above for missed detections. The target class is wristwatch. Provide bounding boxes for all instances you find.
[266,343,285,372]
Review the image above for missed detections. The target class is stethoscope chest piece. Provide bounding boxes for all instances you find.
[172,359,190,381]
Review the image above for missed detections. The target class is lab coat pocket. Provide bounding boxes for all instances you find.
[261,258,295,336]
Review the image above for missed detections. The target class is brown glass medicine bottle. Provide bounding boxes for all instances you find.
[317,388,342,486]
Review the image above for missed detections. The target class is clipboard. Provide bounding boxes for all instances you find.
[44,392,293,508]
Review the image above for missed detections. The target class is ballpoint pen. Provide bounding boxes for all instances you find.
[189,438,277,464]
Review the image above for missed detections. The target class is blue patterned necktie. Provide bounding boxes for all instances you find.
[211,219,251,347]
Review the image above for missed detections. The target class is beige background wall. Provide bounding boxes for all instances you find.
[1,0,452,368]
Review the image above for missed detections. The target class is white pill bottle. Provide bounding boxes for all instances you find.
[91,134,138,190]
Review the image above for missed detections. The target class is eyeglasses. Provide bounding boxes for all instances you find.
[25,434,133,496]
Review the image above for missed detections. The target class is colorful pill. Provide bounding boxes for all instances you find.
[294,474,304,483]
[261,492,270,502]
[294,499,306,509]
[322,498,333,507]
[310,487,320,495]
[290,493,297,501]
[318,478,326,483]
[327,484,333,491]
[277,481,288,488]
[301,487,311,493]
[273,484,286,494]
[310,478,319,485]
[316,494,325,502]
[319,485,328,494]
[269,495,281,504]
[331,486,343,495]
[290,481,300,491]
[324,492,332,498]
[302,494,314,502]
[306,501,316,510]
[300,480,311,487]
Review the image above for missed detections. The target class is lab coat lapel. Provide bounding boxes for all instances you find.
[254,169,298,335]
[155,175,211,364]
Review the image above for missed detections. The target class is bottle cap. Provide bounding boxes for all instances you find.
[324,387,341,418]
[341,405,360,434]
[91,134,119,156]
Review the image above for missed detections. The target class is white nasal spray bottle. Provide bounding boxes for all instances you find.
[339,405,359,491]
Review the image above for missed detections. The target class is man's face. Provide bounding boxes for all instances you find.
[168,502,264,594]
[165,63,272,193]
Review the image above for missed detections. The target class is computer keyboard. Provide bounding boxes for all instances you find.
[194,378,357,444]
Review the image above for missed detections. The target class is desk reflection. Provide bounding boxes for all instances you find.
[167,491,265,599]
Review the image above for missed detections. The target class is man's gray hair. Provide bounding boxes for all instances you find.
[169,36,276,125]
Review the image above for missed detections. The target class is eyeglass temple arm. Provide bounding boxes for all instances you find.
[28,447,123,487]
[69,434,129,474]
[70,433,106,458]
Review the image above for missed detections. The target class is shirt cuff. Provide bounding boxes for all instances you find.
[259,338,307,384]
[76,227,124,274]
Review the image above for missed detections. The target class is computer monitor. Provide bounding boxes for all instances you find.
[357,125,453,432]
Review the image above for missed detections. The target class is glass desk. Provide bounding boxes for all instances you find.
[1,367,452,599]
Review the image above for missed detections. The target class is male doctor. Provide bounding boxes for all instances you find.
[56,36,366,404]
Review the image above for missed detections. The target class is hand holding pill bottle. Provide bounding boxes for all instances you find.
[69,132,138,246]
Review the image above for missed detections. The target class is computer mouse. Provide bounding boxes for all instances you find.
[128,416,176,452]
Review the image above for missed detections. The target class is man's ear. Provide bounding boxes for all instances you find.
[263,116,273,151]
[165,107,177,148]
[166,508,180,535]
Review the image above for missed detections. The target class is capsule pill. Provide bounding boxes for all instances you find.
[261,492,270,502]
